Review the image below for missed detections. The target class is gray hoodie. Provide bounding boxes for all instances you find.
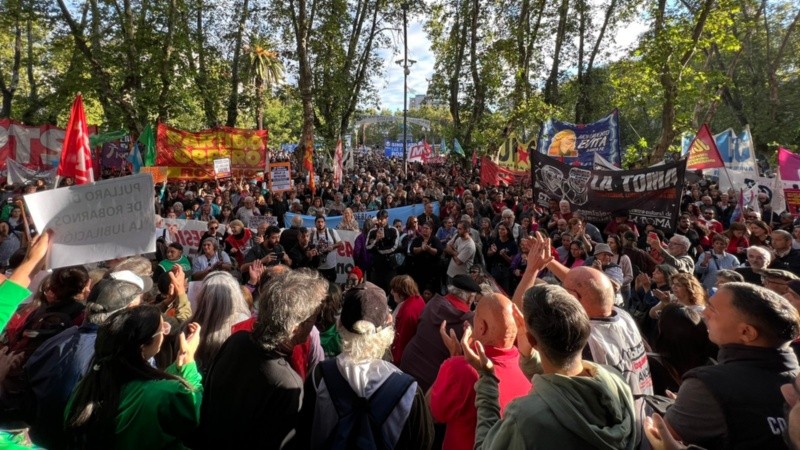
[474,361,637,450]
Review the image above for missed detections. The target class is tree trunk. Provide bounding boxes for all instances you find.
[226,0,250,127]
[464,0,484,146]
[650,0,715,164]
[255,77,264,130]
[156,0,178,123]
[448,1,469,135]
[289,0,317,170]
[544,0,570,105]
[0,12,22,119]
[21,2,40,124]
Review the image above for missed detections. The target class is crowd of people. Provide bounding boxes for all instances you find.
[0,150,799,449]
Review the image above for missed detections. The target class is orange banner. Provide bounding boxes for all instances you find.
[156,124,268,179]
[140,166,169,184]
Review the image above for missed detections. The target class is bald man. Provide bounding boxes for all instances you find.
[429,293,531,450]
[538,260,652,445]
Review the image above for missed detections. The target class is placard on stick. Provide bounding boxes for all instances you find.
[269,162,291,192]
[213,157,232,179]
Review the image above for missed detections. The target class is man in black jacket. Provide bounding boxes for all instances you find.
[666,282,800,450]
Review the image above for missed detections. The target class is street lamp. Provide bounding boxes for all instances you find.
[396,1,416,179]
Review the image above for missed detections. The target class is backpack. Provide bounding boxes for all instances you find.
[319,359,415,450]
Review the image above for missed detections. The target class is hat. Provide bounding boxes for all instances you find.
[110,270,153,292]
[340,282,390,334]
[86,278,143,314]
[349,266,364,283]
[450,274,482,293]
[788,280,800,296]
[377,209,389,219]
[593,243,613,256]
[761,269,800,281]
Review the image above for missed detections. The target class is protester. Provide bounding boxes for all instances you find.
[309,215,343,282]
[694,234,740,291]
[64,306,202,449]
[199,269,327,449]
[191,238,233,281]
[400,274,481,391]
[301,281,434,449]
[24,276,145,449]
[467,283,636,449]
[156,242,192,280]
[429,292,531,450]
[665,282,800,449]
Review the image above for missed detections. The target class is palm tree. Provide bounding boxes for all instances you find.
[248,36,284,130]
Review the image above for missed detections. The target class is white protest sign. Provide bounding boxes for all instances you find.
[155,215,225,256]
[270,162,291,192]
[213,157,232,178]
[25,174,156,269]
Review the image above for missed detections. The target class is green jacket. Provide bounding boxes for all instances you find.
[474,361,636,450]
[66,362,202,450]
[0,280,31,334]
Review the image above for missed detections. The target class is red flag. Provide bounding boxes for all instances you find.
[687,124,725,170]
[303,139,315,195]
[57,94,94,185]
[333,138,343,188]
[471,150,478,167]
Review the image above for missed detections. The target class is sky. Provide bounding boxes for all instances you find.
[377,10,650,112]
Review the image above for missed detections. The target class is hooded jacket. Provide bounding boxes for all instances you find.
[474,361,636,450]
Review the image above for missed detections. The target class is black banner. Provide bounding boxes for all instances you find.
[533,152,687,230]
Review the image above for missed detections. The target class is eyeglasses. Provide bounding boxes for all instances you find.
[209,226,218,230]
[152,320,171,338]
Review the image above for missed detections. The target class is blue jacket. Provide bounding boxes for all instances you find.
[24,323,98,450]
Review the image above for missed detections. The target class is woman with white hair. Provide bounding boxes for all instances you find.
[302,282,434,449]
[192,237,233,281]
[185,271,251,374]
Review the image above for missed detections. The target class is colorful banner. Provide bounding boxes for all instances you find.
[682,126,757,176]
[0,119,98,171]
[687,124,725,170]
[407,140,434,163]
[533,152,687,230]
[536,110,621,167]
[480,157,530,187]
[99,139,132,170]
[156,124,268,180]
[785,189,800,217]
[495,136,533,171]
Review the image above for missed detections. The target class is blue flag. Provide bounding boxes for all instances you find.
[453,138,465,156]
[127,143,143,174]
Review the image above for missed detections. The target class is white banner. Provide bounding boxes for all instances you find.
[25,174,156,268]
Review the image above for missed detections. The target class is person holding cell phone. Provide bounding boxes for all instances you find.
[242,225,291,274]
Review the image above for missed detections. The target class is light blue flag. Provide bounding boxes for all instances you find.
[127,143,143,174]
[453,138,465,156]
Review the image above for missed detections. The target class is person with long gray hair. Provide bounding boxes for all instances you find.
[184,271,250,375]
[198,269,328,449]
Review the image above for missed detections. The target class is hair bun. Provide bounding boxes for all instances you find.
[351,320,376,335]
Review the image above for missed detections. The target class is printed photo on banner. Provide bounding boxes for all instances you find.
[269,161,292,192]
[533,152,687,230]
[536,110,621,167]
[24,174,156,268]
[213,157,232,179]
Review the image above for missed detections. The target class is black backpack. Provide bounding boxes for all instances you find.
[318,359,415,450]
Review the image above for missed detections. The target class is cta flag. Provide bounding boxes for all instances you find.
[57,94,94,185]
[687,124,725,170]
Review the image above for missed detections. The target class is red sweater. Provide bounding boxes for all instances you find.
[429,345,531,450]
[391,295,426,363]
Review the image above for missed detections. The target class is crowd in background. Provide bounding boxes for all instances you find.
[0,150,799,449]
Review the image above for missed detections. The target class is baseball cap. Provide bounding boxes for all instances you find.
[339,282,390,334]
[110,270,153,292]
[761,269,799,281]
[86,278,143,314]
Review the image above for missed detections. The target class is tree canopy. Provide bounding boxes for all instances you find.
[0,0,798,163]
